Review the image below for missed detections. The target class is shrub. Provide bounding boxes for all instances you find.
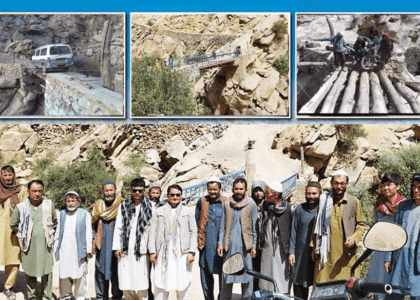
[33,143,117,209]
[334,124,365,151]
[147,20,154,26]
[405,47,420,74]
[121,153,146,196]
[271,19,288,42]
[274,54,288,76]
[73,60,101,77]
[376,144,420,198]
[131,56,198,116]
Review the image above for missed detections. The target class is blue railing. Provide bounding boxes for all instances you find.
[161,170,299,206]
[172,51,241,69]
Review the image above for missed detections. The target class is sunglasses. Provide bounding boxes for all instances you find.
[170,193,182,198]
[132,189,144,194]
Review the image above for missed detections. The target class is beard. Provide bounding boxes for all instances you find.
[306,197,319,205]
[67,205,79,212]
[104,194,116,202]
[234,193,245,201]
[150,196,159,203]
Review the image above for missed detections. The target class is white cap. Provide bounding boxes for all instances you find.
[332,170,348,177]
[269,181,283,194]
[64,191,80,200]
[207,176,221,184]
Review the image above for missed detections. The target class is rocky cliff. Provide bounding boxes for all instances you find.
[131,14,289,116]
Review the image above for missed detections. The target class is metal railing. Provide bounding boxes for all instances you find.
[172,51,241,69]
[161,170,299,206]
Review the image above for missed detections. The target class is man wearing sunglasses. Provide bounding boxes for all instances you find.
[149,184,197,300]
[113,178,154,300]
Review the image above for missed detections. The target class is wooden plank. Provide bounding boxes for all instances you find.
[355,72,370,114]
[370,72,388,114]
[101,20,113,90]
[395,82,420,114]
[320,68,348,114]
[379,71,413,114]
[338,71,359,113]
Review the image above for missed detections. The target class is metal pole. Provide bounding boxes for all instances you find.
[300,146,305,173]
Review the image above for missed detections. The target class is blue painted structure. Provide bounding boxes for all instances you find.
[162,170,299,205]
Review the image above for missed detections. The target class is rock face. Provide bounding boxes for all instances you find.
[131,14,289,116]
[0,14,124,74]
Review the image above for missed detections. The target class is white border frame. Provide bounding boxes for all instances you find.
[295,12,420,119]
[130,12,291,119]
[0,12,126,119]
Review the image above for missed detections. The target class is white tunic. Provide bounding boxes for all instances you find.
[113,204,150,292]
[55,210,92,279]
[154,207,192,292]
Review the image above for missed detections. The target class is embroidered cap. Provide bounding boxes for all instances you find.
[149,182,161,189]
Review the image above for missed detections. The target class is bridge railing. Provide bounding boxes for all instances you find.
[161,170,299,206]
[172,51,241,69]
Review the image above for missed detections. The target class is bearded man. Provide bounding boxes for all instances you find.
[0,165,27,300]
[92,180,124,300]
[195,177,227,300]
[289,181,321,300]
[217,178,258,299]
[55,191,93,300]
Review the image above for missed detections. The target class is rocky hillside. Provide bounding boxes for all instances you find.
[131,14,289,116]
[3,124,420,205]
[0,14,125,73]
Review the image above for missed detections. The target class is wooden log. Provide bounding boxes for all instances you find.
[379,71,413,114]
[101,20,113,89]
[401,84,420,106]
[297,62,327,68]
[355,72,370,114]
[298,68,340,114]
[327,17,335,37]
[320,68,348,114]
[395,82,420,114]
[338,71,359,113]
[370,72,388,114]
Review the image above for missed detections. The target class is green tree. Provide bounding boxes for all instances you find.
[274,53,288,76]
[131,56,197,116]
[33,143,117,209]
[376,144,420,198]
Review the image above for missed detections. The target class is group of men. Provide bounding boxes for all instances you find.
[0,163,368,300]
[317,25,394,69]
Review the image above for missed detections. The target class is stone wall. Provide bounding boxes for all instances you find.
[0,63,25,79]
[44,73,124,116]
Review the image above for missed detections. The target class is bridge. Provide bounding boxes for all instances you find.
[162,169,299,206]
[173,51,241,71]
[298,67,420,115]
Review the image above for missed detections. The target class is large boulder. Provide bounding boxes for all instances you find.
[0,76,18,89]
[0,130,24,151]
[160,135,188,169]
[305,137,338,162]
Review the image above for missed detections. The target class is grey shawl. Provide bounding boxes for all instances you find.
[314,191,334,270]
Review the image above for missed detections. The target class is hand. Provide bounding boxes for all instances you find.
[87,253,93,259]
[217,246,223,257]
[115,250,122,258]
[250,248,256,258]
[311,248,319,261]
[187,253,195,264]
[344,237,355,248]
[150,253,157,265]
[384,262,392,273]
[288,254,295,266]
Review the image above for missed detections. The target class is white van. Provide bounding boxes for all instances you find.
[32,44,73,69]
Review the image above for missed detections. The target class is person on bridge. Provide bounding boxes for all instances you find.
[55,191,93,300]
[384,173,420,300]
[312,170,367,284]
[0,165,27,300]
[369,25,381,41]
[217,177,258,299]
[10,180,57,300]
[289,181,321,300]
[149,184,197,300]
[92,180,124,300]
[354,36,372,62]
[318,32,348,69]
[259,181,293,294]
[378,33,394,64]
[113,178,154,300]
[195,176,227,300]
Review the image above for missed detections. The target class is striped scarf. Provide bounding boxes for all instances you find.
[18,198,31,250]
[161,203,183,276]
[314,192,334,270]
[121,197,152,260]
